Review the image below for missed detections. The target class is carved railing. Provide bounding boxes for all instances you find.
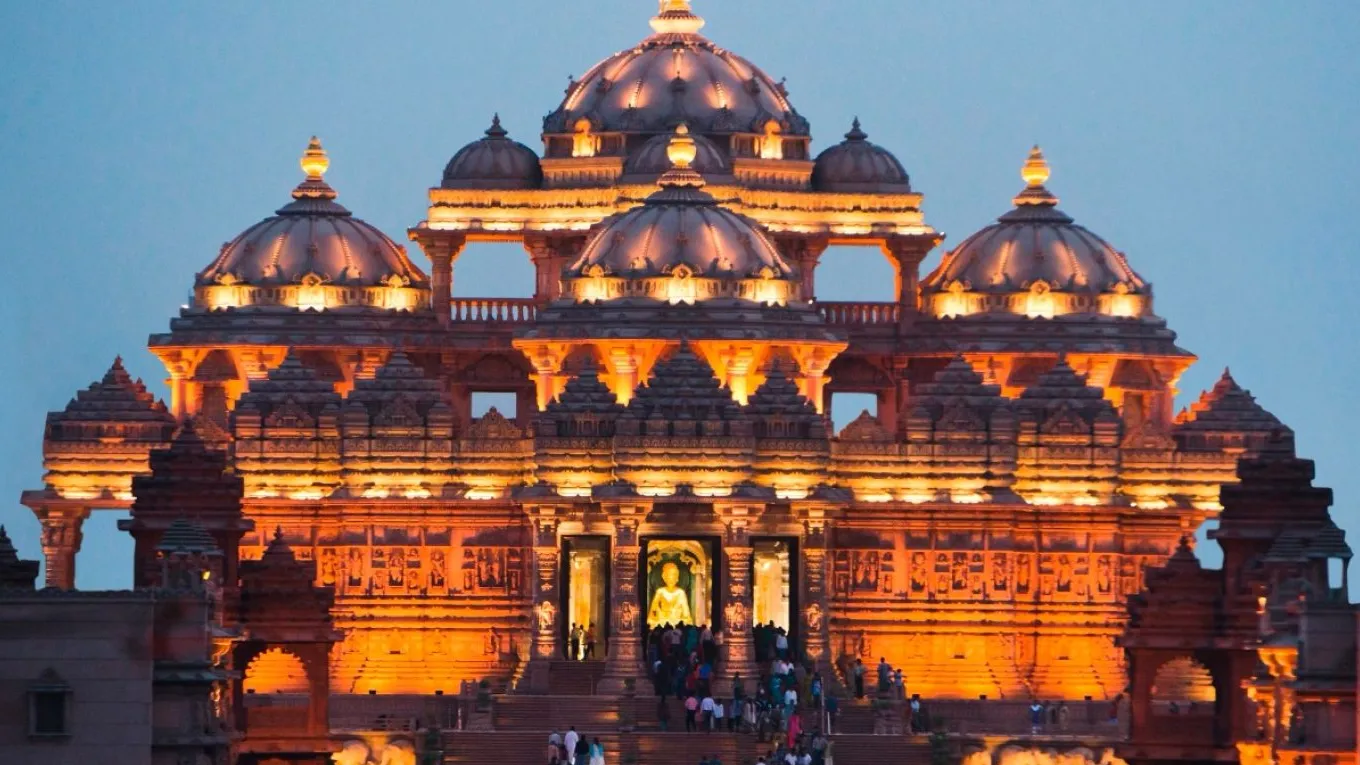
[816,301,901,326]
[242,705,310,731]
[449,298,538,324]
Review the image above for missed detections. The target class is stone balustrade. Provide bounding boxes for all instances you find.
[815,301,901,325]
[450,298,538,324]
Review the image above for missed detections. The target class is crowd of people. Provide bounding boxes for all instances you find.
[541,626,946,765]
[566,623,599,661]
[547,726,606,765]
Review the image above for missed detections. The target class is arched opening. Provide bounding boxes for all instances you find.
[831,393,879,434]
[76,511,133,590]
[243,647,310,695]
[1151,657,1216,715]
[451,242,537,300]
[812,245,898,303]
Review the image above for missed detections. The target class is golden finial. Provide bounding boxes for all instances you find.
[666,123,698,169]
[300,136,329,179]
[1021,145,1050,187]
[651,0,704,35]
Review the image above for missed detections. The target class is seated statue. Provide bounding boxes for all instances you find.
[648,561,693,626]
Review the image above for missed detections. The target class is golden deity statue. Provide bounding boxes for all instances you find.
[648,561,693,626]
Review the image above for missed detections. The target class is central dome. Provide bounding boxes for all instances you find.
[543,0,808,139]
[564,126,793,304]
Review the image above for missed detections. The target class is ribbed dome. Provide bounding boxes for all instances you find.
[442,115,543,190]
[622,131,732,183]
[922,147,1147,317]
[544,1,807,138]
[812,119,910,193]
[567,129,790,282]
[198,139,428,291]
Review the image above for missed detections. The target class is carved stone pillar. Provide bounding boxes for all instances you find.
[600,513,644,693]
[800,515,832,667]
[720,523,757,683]
[35,505,90,589]
[881,235,935,324]
[531,519,561,662]
[525,236,570,303]
[411,233,466,325]
[777,235,828,302]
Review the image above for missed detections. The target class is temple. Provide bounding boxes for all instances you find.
[5,3,1356,765]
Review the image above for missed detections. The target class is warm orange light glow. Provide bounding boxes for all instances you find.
[759,120,784,160]
[572,118,597,158]
[665,267,698,305]
[1023,281,1057,319]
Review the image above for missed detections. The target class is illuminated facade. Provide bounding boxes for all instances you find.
[15,0,1322,708]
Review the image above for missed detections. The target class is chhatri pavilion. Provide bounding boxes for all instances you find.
[10,5,1354,763]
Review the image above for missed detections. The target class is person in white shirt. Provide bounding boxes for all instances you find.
[798,752,812,765]
[783,687,798,712]
[712,699,725,731]
[700,695,716,731]
[563,727,580,765]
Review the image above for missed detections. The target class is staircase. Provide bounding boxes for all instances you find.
[547,660,608,695]
[830,735,933,765]
[494,694,620,731]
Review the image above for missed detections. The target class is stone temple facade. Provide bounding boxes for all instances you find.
[9,5,1355,761]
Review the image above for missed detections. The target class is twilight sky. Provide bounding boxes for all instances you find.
[1,1,1357,589]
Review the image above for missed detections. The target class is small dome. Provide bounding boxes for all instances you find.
[544,1,807,139]
[812,119,910,193]
[922,147,1149,319]
[622,131,732,183]
[195,139,429,312]
[567,127,790,287]
[442,115,543,190]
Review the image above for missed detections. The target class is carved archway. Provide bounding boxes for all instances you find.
[243,647,311,695]
[1150,656,1216,711]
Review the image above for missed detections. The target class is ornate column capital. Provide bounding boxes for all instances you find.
[34,504,91,590]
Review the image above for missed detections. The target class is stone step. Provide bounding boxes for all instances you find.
[441,730,933,765]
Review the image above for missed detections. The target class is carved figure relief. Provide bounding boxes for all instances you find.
[910,551,929,594]
[951,552,969,591]
[1096,555,1113,595]
[387,548,405,588]
[619,600,637,633]
[345,548,365,592]
[535,600,557,631]
[934,552,950,596]
[724,600,747,632]
[429,550,447,591]
[1016,553,1033,595]
[991,553,1009,592]
[804,602,825,632]
[1056,554,1073,593]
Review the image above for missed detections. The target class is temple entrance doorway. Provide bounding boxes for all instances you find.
[563,536,609,660]
[752,537,798,661]
[641,538,718,631]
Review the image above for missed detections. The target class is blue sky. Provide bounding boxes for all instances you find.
[1,1,1357,588]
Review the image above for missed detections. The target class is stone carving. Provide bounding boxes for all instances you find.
[429,550,446,590]
[991,552,1009,592]
[535,599,557,631]
[618,600,637,633]
[724,600,747,632]
[910,551,929,594]
[804,602,824,631]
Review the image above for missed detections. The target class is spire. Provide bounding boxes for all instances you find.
[292,136,338,202]
[485,113,508,139]
[651,0,705,36]
[1013,145,1058,207]
[844,117,867,142]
